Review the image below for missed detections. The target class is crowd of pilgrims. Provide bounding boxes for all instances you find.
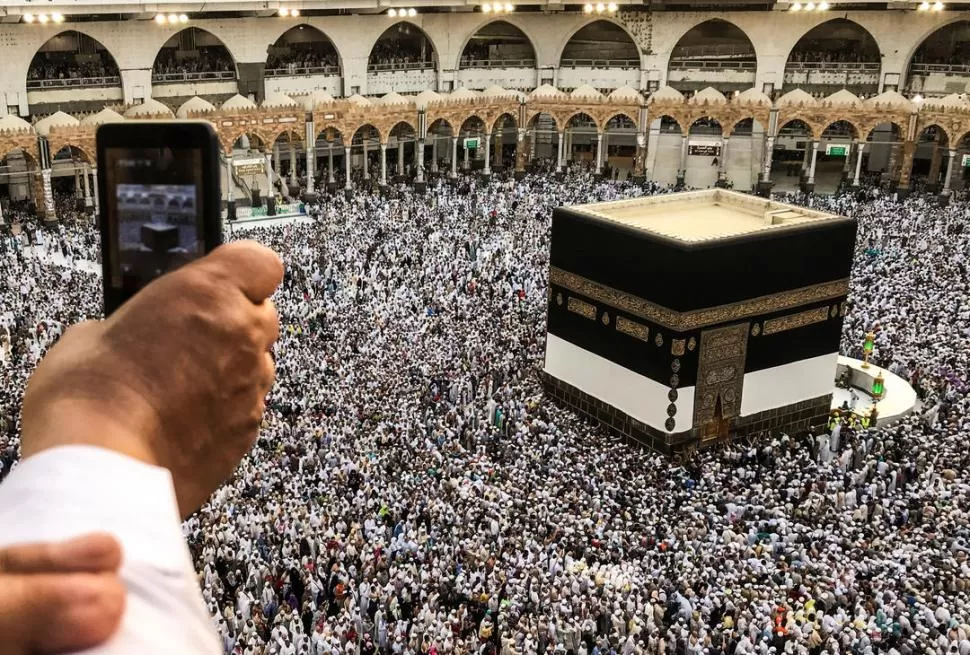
[1,171,970,655]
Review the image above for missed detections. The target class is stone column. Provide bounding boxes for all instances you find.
[328,146,335,184]
[484,132,491,175]
[273,142,280,178]
[225,156,234,203]
[344,146,352,190]
[557,131,565,172]
[74,166,81,196]
[595,132,604,175]
[633,132,647,180]
[943,149,957,193]
[306,140,315,194]
[82,163,93,208]
[264,152,276,215]
[416,139,425,184]
[807,140,820,185]
[514,129,526,173]
[362,141,370,181]
[842,143,852,175]
[896,139,917,193]
[91,167,99,214]
[289,142,297,186]
[451,137,458,178]
[928,143,945,189]
[679,135,688,177]
[431,137,439,173]
[380,143,388,186]
[397,139,405,178]
[761,135,775,181]
[494,132,503,168]
[853,141,865,186]
[718,137,729,181]
[462,141,470,171]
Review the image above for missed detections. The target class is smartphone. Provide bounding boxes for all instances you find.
[97,120,222,316]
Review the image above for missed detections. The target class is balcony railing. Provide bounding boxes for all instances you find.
[910,62,970,75]
[367,60,436,72]
[265,65,340,77]
[785,61,880,72]
[151,70,236,83]
[559,58,640,69]
[671,43,755,59]
[26,76,121,90]
[668,60,757,71]
[459,58,537,69]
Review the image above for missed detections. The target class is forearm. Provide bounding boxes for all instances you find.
[0,446,220,654]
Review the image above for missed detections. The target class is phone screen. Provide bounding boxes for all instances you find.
[103,146,206,292]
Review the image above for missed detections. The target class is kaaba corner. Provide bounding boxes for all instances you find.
[541,189,858,455]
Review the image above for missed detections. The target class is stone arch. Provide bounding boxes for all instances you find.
[350,123,384,145]
[526,111,561,132]
[314,125,346,144]
[459,115,488,136]
[152,27,238,77]
[367,21,439,70]
[0,147,39,171]
[457,19,538,70]
[727,116,761,135]
[227,130,268,155]
[863,121,905,143]
[557,19,640,67]
[564,111,603,133]
[653,114,684,135]
[51,143,95,164]
[784,18,882,69]
[777,117,820,140]
[902,17,970,87]
[266,126,304,148]
[917,122,954,147]
[604,111,638,129]
[689,115,723,135]
[266,23,343,75]
[667,19,757,84]
[427,117,455,135]
[492,112,517,133]
[27,30,121,86]
[820,119,862,142]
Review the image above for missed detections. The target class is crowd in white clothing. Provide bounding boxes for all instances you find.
[0,173,969,655]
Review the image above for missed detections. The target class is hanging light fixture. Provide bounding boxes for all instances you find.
[387,8,397,16]
[933,0,944,10]
[38,14,49,23]
[407,7,417,16]
[607,2,618,11]
[278,7,290,16]
[23,13,35,22]
[583,3,594,12]
[51,12,64,23]
[790,1,802,9]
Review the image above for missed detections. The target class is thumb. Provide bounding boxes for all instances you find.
[0,571,125,655]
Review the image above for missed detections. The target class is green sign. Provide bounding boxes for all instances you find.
[826,144,848,157]
[962,154,970,168]
[464,137,480,150]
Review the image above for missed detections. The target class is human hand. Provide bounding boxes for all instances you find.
[0,533,124,654]
[21,241,284,517]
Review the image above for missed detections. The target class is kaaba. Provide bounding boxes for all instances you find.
[541,189,857,454]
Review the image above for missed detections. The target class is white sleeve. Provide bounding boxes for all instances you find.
[0,445,221,655]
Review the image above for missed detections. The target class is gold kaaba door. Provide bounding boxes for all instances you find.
[694,322,750,442]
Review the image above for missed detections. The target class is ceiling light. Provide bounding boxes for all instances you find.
[178,14,188,23]
[387,7,397,15]
[505,3,514,11]
[38,14,49,23]
[790,1,801,9]
[583,3,594,11]
[167,13,179,24]
[918,0,930,8]
[607,2,618,10]
[155,13,166,24]
[51,12,64,23]
[933,0,944,9]
[596,2,605,11]
[481,3,491,11]
[23,13,34,22]
[278,7,290,16]
[817,0,829,9]
[913,94,924,103]
[291,8,300,16]
[407,7,417,15]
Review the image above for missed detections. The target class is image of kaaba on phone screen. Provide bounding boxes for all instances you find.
[104,146,205,289]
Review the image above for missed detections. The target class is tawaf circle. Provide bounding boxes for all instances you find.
[668,388,678,402]
[664,417,676,432]
[666,403,677,417]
